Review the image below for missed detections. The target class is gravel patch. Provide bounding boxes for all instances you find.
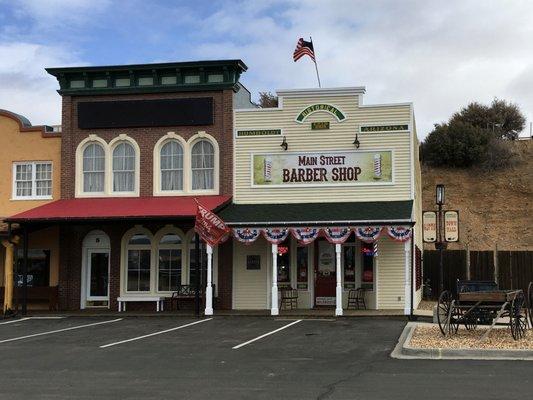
[410,325,533,350]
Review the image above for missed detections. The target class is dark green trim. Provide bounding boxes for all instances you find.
[46,59,247,96]
[56,83,242,96]
[46,59,247,74]
[218,200,413,226]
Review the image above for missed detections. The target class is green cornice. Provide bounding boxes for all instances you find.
[46,59,247,96]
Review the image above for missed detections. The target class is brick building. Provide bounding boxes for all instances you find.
[7,60,251,311]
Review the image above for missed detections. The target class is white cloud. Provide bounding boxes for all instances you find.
[0,42,84,125]
[1,0,532,137]
[11,0,112,28]
[190,0,533,138]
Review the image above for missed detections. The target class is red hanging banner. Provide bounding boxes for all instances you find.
[194,200,230,247]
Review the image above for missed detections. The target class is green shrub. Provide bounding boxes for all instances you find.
[422,121,491,167]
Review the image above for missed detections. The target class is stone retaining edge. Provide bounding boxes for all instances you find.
[391,322,533,361]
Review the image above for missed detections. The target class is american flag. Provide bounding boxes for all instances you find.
[293,38,316,62]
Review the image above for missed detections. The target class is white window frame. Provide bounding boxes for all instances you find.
[12,161,53,200]
[76,135,109,198]
[107,135,140,197]
[188,132,219,195]
[153,133,188,196]
[153,131,219,196]
[155,227,185,293]
[82,142,106,194]
[111,142,136,194]
[121,227,154,294]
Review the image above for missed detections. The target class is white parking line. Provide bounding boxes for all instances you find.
[0,318,123,344]
[0,317,31,325]
[232,319,302,350]
[100,318,213,349]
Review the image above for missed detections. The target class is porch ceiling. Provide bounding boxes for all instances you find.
[218,200,413,226]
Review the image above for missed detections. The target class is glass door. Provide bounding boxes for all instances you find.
[87,250,110,301]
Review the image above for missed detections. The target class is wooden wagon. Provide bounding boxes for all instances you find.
[437,280,532,341]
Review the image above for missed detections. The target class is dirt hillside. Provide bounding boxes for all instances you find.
[422,140,532,251]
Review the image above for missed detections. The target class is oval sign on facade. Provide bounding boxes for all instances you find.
[422,211,437,243]
[295,104,346,123]
[444,210,459,242]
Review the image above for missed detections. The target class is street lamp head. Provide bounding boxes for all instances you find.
[436,184,445,205]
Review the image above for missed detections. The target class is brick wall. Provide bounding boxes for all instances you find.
[57,88,236,310]
[58,222,233,311]
[61,90,235,198]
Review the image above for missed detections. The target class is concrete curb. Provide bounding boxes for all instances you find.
[391,322,533,361]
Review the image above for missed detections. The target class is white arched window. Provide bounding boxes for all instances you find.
[126,233,151,292]
[160,141,183,191]
[191,140,214,190]
[113,142,135,192]
[82,143,105,193]
[157,233,183,291]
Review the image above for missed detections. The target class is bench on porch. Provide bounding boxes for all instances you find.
[168,285,217,310]
[117,296,165,312]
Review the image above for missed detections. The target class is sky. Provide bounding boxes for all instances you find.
[0,0,532,139]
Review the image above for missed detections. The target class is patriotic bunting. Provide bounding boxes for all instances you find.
[386,226,412,242]
[229,225,411,246]
[291,227,320,245]
[353,226,383,243]
[323,227,352,244]
[233,228,261,244]
[262,228,290,244]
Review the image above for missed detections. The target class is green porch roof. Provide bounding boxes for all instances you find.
[218,201,413,226]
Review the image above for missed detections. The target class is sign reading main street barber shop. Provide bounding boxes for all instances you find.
[252,150,392,186]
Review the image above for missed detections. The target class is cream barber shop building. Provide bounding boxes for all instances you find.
[219,87,423,316]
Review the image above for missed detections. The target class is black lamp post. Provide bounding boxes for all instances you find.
[435,184,446,294]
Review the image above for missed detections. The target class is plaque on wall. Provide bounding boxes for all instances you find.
[246,255,261,270]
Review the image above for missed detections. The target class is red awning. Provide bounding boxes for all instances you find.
[6,196,231,223]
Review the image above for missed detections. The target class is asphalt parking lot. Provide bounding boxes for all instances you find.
[0,316,531,400]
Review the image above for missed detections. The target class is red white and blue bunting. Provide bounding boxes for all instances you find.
[262,228,290,244]
[323,227,352,244]
[386,225,412,242]
[228,225,412,245]
[353,226,383,243]
[233,228,261,244]
[291,227,321,245]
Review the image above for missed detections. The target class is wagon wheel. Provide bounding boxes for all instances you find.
[527,282,533,329]
[510,292,527,340]
[463,310,478,331]
[437,291,459,336]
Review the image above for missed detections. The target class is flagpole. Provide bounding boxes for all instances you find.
[310,36,321,88]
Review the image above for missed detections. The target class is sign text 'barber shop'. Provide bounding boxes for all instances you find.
[252,150,392,186]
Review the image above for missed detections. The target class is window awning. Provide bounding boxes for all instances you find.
[6,195,231,223]
[218,200,413,226]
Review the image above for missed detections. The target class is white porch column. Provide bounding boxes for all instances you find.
[205,244,214,316]
[271,243,279,316]
[403,239,412,315]
[335,243,343,316]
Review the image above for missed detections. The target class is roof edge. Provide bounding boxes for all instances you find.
[277,87,366,97]
[0,109,59,138]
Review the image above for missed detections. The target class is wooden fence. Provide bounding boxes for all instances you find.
[422,250,533,299]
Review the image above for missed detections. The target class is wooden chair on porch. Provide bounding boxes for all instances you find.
[347,287,366,310]
[280,287,298,310]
